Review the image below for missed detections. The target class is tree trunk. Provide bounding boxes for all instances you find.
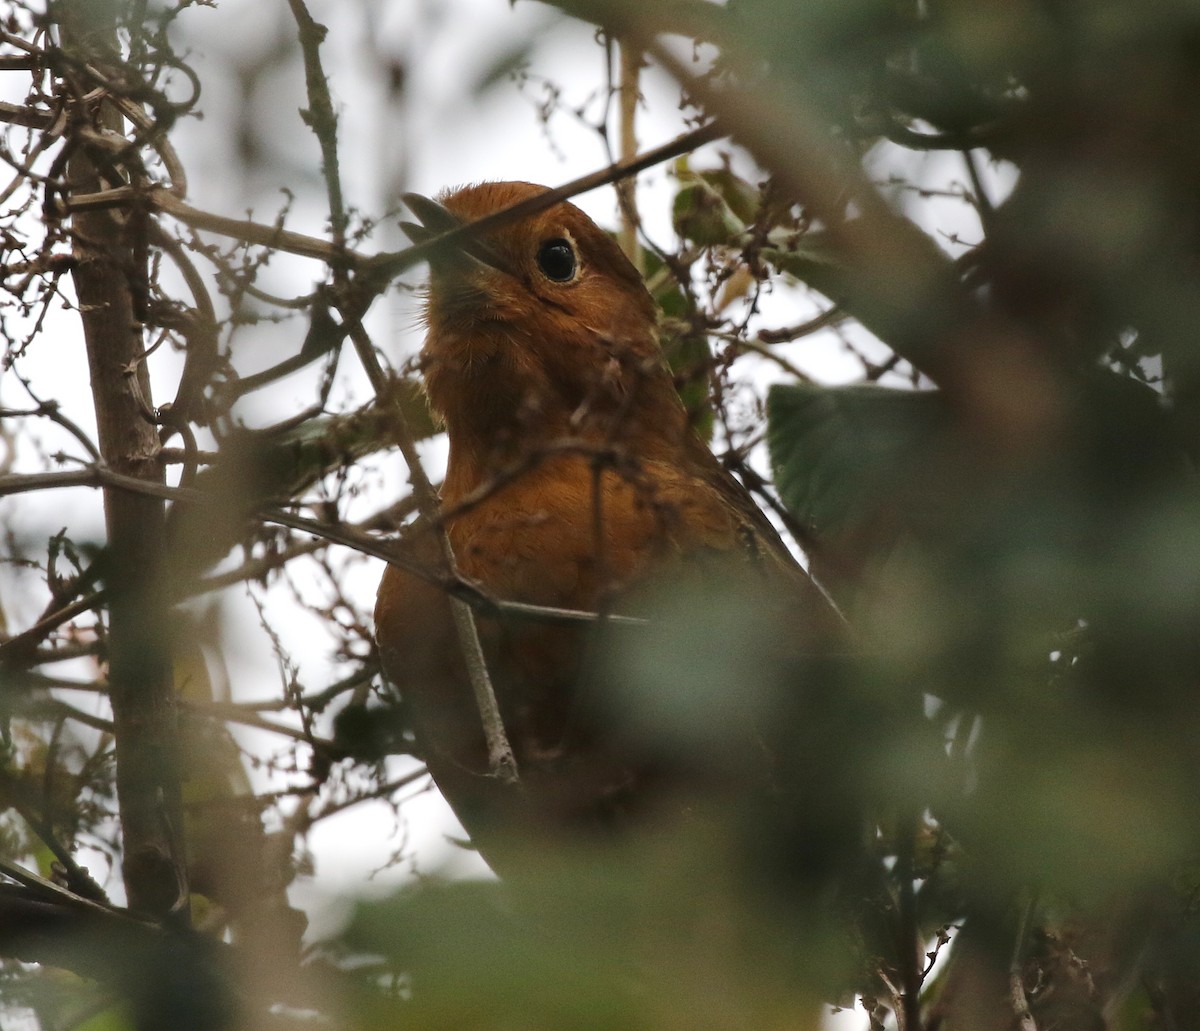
[58,0,188,922]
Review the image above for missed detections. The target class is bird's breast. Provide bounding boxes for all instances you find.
[445,452,667,610]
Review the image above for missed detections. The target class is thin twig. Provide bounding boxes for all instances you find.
[306,765,430,824]
[147,188,347,263]
[895,816,924,1031]
[281,4,521,782]
[135,122,724,275]
[286,0,348,249]
[0,591,107,665]
[961,149,995,232]
[0,402,102,462]
[1009,891,1039,1031]
[359,120,724,285]
[0,495,640,671]
[0,857,126,920]
[755,305,844,344]
[721,334,816,382]
[0,465,204,504]
[0,768,108,902]
[188,496,420,598]
[615,37,642,272]
[180,701,338,752]
[215,663,377,714]
[347,326,519,784]
[265,505,646,629]
[13,695,114,733]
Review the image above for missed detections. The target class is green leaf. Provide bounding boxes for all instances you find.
[641,245,688,320]
[72,1004,134,1031]
[661,325,714,439]
[342,876,652,1031]
[767,382,946,542]
[759,228,845,284]
[638,246,715,437]
[265,383,437,499]
[340,843,835,1030]
[703,167,762,226]
[672,170,754,246]
[760,223,968,367]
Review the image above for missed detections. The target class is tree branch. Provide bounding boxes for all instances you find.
[1010,893,1039,1031]
[895,818,924,1031]
[0,464,205,503]
[260,508,646,628]
[58,1,188,924]
[110,122,724,276]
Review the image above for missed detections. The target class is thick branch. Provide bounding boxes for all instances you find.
[58,2,188,921]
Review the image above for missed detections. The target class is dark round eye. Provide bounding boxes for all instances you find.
[536,238,577,282]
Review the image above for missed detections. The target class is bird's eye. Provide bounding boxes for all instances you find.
[536,238,577,282]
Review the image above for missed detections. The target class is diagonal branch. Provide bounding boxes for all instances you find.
[77,121,725,274]
[280,0,519,785]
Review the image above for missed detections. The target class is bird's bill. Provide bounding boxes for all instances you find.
[400,192,516,278]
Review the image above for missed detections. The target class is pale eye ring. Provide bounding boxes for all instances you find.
[536,238,577,282]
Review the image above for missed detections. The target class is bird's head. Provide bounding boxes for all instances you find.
[403,181,683,456]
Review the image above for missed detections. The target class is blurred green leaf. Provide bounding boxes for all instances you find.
[345,877,642,1031]
[75,1005,134,1031]
[767,382,947,543]
[758,227,946,357]
[759,229,845,286]
[473,39,536,94]
[341,842,832,1031]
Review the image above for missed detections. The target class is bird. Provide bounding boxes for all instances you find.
[374,181,842,877]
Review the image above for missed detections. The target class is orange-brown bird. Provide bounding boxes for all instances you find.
[374,182,839,876]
